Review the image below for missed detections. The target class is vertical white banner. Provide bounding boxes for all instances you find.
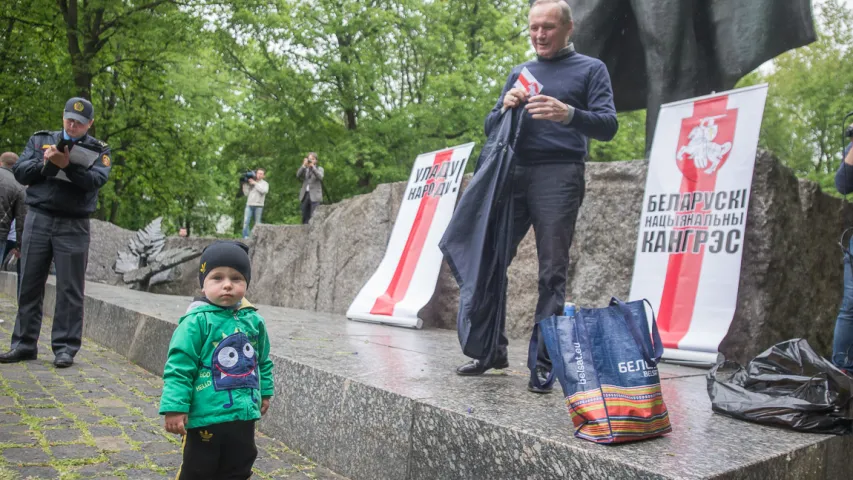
[629,85,768,364]
[347,143,474,328]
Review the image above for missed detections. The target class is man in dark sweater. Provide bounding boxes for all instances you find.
[456,0,618,392]
[833,132,853,373]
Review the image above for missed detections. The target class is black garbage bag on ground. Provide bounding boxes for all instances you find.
[439,108,523,366]
[707,338,853,434]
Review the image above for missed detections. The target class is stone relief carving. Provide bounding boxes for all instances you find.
[113,217,200,290]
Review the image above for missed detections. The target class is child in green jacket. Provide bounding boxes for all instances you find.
[160,241,274,480]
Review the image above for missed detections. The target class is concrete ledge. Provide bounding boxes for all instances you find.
[3,272,852,480]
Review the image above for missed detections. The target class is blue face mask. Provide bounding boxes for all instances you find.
[62,130,83,141]
[62,128,85,142]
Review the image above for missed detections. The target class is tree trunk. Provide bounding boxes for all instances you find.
[109,200,120,223]
[335,32,358,131]
[57,0,101,136]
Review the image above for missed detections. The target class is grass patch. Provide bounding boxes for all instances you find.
[147,463,171,475]
[18,413,47,430]
[97,416,121,428]
[0,442,32,449]
[51,455,109,468]
[21,403,57,409]
[126,405,147,419]
[47,455,115,480]
[0,465,17,480]
[126,385,149,399]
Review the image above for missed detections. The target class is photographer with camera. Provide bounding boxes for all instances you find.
[296,152,324,224]
[832,123,853,374]
[242,168,268,239]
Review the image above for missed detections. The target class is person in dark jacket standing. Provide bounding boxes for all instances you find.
[0,153,25,261]
[455,0,617,392]
[832,130,853,373]
[297,152,324,224]
[0,97,111,368]
[0,152,25,295]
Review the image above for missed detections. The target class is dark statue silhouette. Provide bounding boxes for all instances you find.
[528,0,816,153]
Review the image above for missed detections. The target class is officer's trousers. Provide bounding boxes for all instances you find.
[499,162,586,370]
[12,209,90,357]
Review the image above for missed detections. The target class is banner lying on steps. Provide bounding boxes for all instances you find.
[629,85,768,365]
[347,143,474,328]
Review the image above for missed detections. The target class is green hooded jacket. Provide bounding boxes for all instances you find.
[159,299,274,429]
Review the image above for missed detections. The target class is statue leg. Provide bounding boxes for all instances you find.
[630,0,704,153]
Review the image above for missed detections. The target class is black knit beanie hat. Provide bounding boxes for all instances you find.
[198,241,252,287]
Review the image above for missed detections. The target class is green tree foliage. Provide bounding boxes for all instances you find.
[0,0,850,232]
[211,0,531,226]
[588,110,646,162]
[0,0,235,233]
[738,0,853,195]
[0,0,69,150]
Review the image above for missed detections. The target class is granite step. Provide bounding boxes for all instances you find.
[0,272,848,480]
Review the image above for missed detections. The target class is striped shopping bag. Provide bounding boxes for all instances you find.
[539,298,672,443]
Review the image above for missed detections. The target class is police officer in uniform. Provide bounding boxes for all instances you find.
[0,97,111,368]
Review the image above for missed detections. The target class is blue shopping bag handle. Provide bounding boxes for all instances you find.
[610,297,664,366]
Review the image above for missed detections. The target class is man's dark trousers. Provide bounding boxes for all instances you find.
[12,209,89,357]
[300,195,320,224]
[501,162,586,369]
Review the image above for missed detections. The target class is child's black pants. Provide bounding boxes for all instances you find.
[177,420,257,480]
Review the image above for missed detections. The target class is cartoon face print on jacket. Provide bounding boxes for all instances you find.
[211,331,258,408]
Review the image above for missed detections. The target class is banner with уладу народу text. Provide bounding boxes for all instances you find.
[347,143,474,328]
[629,85,769,365]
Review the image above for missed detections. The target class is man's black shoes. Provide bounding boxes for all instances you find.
[0,348,38,363]
[0,349,73,367]
[527,366,554,394]
[53,353,73,368]
[456,358,510,376]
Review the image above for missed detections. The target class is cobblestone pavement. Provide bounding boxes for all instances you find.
[0,295,346,480]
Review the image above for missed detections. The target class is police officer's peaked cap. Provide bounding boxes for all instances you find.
[64,97,94,124]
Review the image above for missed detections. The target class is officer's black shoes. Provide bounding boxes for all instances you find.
[0,348,38,363]
[53,353,73,368]
[527,366,554,394]
[456,358,510,376]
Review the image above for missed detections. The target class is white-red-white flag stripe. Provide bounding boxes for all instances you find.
[629,85,768,364]
[347,143,474,328]
[514,67,543,96]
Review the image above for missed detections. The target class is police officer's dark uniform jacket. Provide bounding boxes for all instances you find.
[3,97,112,366]
[15,130,111,217]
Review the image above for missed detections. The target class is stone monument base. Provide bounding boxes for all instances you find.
[84,152,853,365]
[1,271,848,480]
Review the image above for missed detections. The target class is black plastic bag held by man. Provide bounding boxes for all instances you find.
[707,339,853,435]
[440,108,524,370]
